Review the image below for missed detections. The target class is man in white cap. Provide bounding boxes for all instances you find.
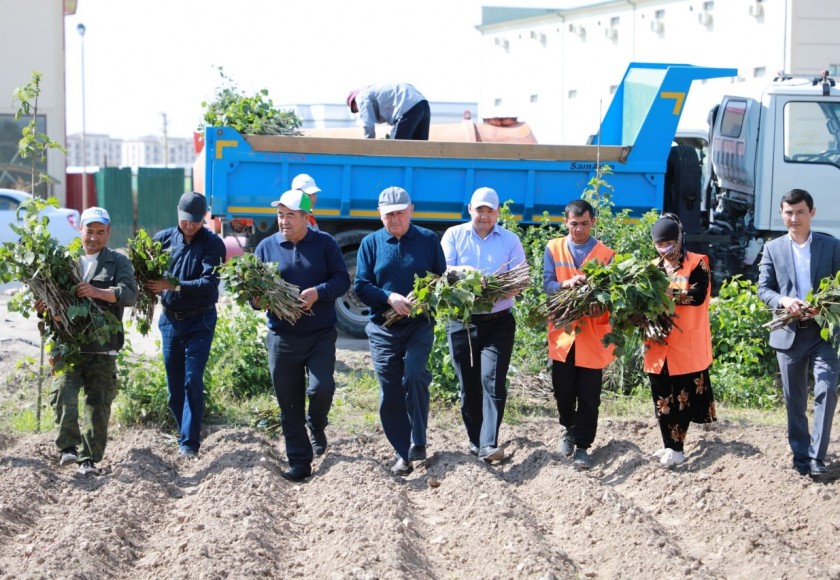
[354,186,446,476]
[255,189,350,482]
[291,173,322,230]
[145,192,226,459]
[45,206,137,476]
[440,187,526,463]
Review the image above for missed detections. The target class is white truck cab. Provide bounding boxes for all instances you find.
[704,71,840,284]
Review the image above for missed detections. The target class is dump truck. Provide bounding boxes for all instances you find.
[200,62,840,338]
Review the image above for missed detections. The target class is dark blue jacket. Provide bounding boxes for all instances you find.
[153,226,226,312]
[254,229,350,335]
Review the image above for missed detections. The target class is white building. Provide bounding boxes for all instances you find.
[66,133,122,167]
[120,136,195,169]
[476,0,840,144]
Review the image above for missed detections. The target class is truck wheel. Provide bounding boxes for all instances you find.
[335,248,370,339]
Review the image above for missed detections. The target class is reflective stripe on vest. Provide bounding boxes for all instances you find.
[547,237,616,368]
[643,252,713,375]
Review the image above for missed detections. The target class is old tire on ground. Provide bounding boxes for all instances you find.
[335,248,370,339]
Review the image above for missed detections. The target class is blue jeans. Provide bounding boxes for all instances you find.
[447,312,515,449]
[366,319,433,461]
[266,327,337,469]
[159,309,216,452]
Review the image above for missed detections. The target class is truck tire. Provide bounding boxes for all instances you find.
[335,248,370,338]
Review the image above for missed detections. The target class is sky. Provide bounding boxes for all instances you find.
[63,0,569,140]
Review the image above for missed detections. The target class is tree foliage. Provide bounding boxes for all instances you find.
[200,67,302,135]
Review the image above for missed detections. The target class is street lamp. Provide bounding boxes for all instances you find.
[77,23,87,204]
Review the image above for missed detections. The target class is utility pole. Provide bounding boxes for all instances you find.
[77,23,88,203]
[161,112,169,168]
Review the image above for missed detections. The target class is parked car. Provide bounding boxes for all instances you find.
[0,189,80,246]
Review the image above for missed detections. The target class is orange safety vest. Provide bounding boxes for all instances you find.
[644,252,712,375]
[547,237,616,368]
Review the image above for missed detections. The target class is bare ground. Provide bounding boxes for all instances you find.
[1,292,839,579]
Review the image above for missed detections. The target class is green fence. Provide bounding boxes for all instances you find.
[137,167,187,237]
[94,167,133,250]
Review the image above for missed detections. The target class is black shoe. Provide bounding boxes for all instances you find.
[809,459,828,476]
[792,461,809,476]
[391,456,413,476]
[408,445,427,461]
[468,442,480,456]
[280,465,311,482]
[573,448,592,470]
[559,430,574,458]
[306,422,327,456]
[478,446,504,463]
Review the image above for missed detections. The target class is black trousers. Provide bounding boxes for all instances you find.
[551,343,603,449]
[447,311,515,449]
[392,100,431,140]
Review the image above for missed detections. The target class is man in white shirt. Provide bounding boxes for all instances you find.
[758,188,840,478]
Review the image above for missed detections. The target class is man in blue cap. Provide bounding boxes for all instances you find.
[145,192,226,458]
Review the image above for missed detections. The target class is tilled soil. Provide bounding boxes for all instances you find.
[1,294,840,579]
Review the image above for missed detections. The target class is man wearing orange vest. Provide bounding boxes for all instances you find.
[643,214,717,468]
[543,200,615,469]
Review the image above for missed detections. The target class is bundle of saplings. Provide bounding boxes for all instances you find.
[765,271,840,350]
[544,254,675,355]
[383,262,531,327]
[217,252,309,324]
[127,228,175,335]
[0,198,121,361]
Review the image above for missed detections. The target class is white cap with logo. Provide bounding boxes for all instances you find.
[80,207,110,226]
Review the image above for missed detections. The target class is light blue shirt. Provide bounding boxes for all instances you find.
[357,83,426,139]
[441,221,526,312]
[790,231,813,301]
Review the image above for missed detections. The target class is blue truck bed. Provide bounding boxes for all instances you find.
[202,62,736,235]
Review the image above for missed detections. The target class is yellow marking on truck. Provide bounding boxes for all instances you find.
[228,206,275,215]
[660,91,686,115]
[215,140,239,159]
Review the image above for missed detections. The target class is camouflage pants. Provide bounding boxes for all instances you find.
[49,354,118,464]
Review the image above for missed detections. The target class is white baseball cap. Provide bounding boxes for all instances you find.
[291,173,321,195]
[470,187,500,210]
[80,207,110,226]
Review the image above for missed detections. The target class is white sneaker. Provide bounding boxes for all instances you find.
[653,448,668,459]
[660,449,685,467]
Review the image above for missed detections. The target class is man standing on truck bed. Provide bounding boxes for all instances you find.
[758,188,840,478]
[441,187,526,463]
[347,83,431,140]
[354,186,446,476]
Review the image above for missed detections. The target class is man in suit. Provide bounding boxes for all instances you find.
[758,188,840,477]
